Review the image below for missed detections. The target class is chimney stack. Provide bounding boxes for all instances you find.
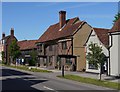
[59,11,66,28]
[10,28,14,36]
[2,32,5,39]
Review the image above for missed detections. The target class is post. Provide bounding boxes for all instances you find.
[99,63,102,80]
[62,65,64,77]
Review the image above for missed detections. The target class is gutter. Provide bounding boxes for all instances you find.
[108,32,113,76]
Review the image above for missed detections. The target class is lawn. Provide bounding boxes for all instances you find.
[3,64,52,73]
[57,74,120,90]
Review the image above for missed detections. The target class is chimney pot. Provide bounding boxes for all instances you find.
[2,32,5,39]
[59,10,66,28]
[10,28,14,36]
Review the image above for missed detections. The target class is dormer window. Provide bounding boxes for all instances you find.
[91,34,95,36]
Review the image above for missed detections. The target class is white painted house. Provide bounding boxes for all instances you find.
[109,18,120,76]
[85,28,109,74]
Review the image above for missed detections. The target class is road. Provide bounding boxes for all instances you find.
[1,66,117,92]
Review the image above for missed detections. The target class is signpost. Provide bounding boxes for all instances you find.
[62,65,64,77]
[61,58,65,77]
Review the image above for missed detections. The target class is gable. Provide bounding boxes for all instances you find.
[85,28,109,49]
[73,23,92,47]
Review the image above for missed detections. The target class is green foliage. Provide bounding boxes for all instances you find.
[9,40,21,63]
[1,51,5,62]
[113,12,120,23]
[86,42,105,68]
[3,64,52,73]
[28,50,37,66]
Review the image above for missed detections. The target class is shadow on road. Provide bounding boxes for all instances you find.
[2,68,48,92]
[2,69,31,76]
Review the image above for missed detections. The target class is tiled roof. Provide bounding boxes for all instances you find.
[17,40,37,50]
[110,18,120,32]
[93,28,109,47]
[2,35,17,42]
[37,17,84,43]
[3,35,11,40]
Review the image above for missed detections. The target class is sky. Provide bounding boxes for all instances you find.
[2,2,118,41]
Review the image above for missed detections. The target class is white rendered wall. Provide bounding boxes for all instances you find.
[110,34,119,76]
[86,30,109,73]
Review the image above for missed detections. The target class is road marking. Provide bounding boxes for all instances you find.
[43,86,54,90]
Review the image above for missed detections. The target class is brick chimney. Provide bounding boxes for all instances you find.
[59,11,66,28]
[10,28,14,36]
[2,32,5,39]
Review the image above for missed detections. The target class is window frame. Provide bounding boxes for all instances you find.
[62,41,67,50]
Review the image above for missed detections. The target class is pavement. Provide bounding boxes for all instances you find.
[34,66,120,83]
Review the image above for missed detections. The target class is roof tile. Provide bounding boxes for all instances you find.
[94,28,109,47]
[17,40,37,50]
[37,17,83,42]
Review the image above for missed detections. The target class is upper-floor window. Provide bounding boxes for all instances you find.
[62,41,67,50]
[49,45,53,51]
[37,44,42,52]
[39,44,42,52]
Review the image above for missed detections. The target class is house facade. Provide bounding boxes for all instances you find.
[109,18,120,76]
[17,40,37,65]
[2,28,17,64]
[85,28,109,74]
[36,11,93,71]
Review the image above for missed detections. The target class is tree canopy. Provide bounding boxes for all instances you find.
[9,40,21,63]
[86,42,105,80]
[113,12,120,23]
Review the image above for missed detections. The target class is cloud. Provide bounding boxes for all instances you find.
[35,2,58,7]
[62,3,99,10]
[80,14,113,19]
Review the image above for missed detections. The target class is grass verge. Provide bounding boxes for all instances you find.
[57,74,120,90]
[3,64,52,73]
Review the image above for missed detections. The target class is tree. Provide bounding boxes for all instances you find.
[9,40,21,65]
[28,50,37,66]
[86,42,105,80]
[1,51,5,64]
[113,12,120,23]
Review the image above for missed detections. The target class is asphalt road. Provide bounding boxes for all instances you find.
[1,66,118,92]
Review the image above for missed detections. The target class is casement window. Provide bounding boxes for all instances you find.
[49,45,53,51]
[62,41,67,50]
[88,63,98,70]
[38,44,42,52]
[39,44,42,52]
[66,58,72,65]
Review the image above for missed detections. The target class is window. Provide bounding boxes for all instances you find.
[39,44,42,52]
[62,41,67,50]
[66,58,72,65]
[38,44,42,52]
[49,45,53,51]
[88,63,98,70]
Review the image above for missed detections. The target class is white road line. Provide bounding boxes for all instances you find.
[43,86,54,90]
[43,86,59,92]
